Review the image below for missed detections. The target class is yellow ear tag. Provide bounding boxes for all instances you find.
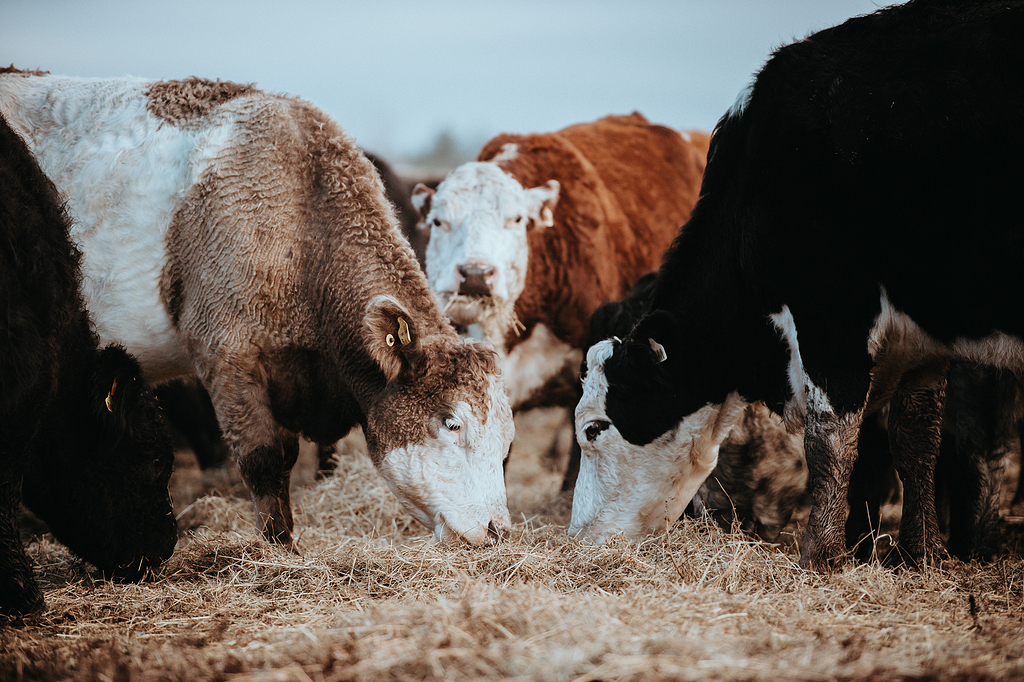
[397,317,412,346]
[105,378,118,413]
[385,333,395,347]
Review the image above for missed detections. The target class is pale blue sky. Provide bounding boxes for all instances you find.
[3,1,898,161]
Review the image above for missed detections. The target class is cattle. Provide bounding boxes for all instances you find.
[155,152,439,476]
[0,113,177,615]
[570,0,1024,571]
[580,272,808,542]
[412,113,710,424]
[0,71,514,550]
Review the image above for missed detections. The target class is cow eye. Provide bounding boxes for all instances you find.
[444,418,461,432]
[433,218,442,228]
[514,215,523,224]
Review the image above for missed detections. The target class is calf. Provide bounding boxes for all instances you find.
[570,0,1024,570]
[0,113,176,615]
[0,72,514,549]
[413,114,709,416]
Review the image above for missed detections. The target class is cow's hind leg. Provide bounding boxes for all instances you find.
[887,362,949,568]
[942,361,1015,560]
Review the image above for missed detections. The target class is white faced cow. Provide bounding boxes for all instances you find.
[570,0,1024,570]
[0,71,514,549]
[413,113,710,412]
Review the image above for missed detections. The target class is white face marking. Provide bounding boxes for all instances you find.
[378,375,514,545]
[423,161,558,346]
[568,340,743,544]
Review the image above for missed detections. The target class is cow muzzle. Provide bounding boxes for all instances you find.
[456,262,497,297]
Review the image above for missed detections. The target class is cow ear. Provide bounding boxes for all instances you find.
[362,295,421,382]
[630,310,680,366]
[526,180,559,229]
[411,183,435,231]
[93,345,145,426]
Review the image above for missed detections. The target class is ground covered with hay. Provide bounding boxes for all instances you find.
[4,408,1024,681]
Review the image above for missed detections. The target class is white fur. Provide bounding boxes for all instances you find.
[378,374,514,544]
[569,340,744,543]
[424,161,558,347]
[0,75,198,381]
[503,323,581,408]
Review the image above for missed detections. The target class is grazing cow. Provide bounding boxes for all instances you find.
[413,113,710,417]
[570,0,1024,570]
[156,152,438,475]
[581,272,808,542]
[0,72,514,549]
[0,113,176,615]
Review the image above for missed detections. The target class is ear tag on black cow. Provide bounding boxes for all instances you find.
[397,317,412,346]
[105,378,118,413]
[649,338,668,364]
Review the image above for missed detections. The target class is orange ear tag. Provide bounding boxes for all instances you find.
[105,378,118,413]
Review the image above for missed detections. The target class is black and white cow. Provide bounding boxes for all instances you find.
[0,113,177,615]
[570,0,1024,570]
[0,72,513,550]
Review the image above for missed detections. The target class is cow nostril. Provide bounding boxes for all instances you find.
[584,420,610,443]
[487,520,508,544]
[457,263,497,296]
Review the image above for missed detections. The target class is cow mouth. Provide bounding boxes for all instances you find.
[440,292,496,326]
[437,513,510,546]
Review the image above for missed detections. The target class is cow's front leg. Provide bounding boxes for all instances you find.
[0,478,44,615]
[888,362,948,568]
[237,432,300,551]
[799,402,864,571]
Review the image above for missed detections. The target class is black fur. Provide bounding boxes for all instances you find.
[0,114,176,615]
[600,0,1024,569]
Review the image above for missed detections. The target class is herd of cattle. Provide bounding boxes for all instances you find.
[2,0,1023,614]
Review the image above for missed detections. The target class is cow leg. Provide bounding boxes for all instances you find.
[799,406,864,571]
[887,362,948,568]
[944,361,1015,560]
[0,479,43,615]
[237,431,300,550]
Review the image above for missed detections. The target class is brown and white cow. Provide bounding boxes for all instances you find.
[412,113,709,438]
[0,71,514,550]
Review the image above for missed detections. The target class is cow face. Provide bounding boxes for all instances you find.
[569,339,746,543]
[21,345,177,581]
[362,296,515,545]
[415,162,559,346]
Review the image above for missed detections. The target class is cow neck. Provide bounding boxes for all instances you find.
[647,205,792,415]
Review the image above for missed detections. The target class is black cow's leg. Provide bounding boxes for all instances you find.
[799,406,864,571]
[237,432,300,551]
[887,362,948,568]
[944,361,1015,560]
[0,478,43,615]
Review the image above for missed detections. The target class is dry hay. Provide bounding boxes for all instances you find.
[3,408,1024,681]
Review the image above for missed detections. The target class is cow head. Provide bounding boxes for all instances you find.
[21,345,178,581]
[568,336,746,544]
[413,162,559,347]
[362,295,514,545]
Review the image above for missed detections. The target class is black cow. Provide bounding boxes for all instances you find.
[0,114,176,615]
[569,0,1024,570]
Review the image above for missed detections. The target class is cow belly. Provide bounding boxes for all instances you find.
[504,324,582,410]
